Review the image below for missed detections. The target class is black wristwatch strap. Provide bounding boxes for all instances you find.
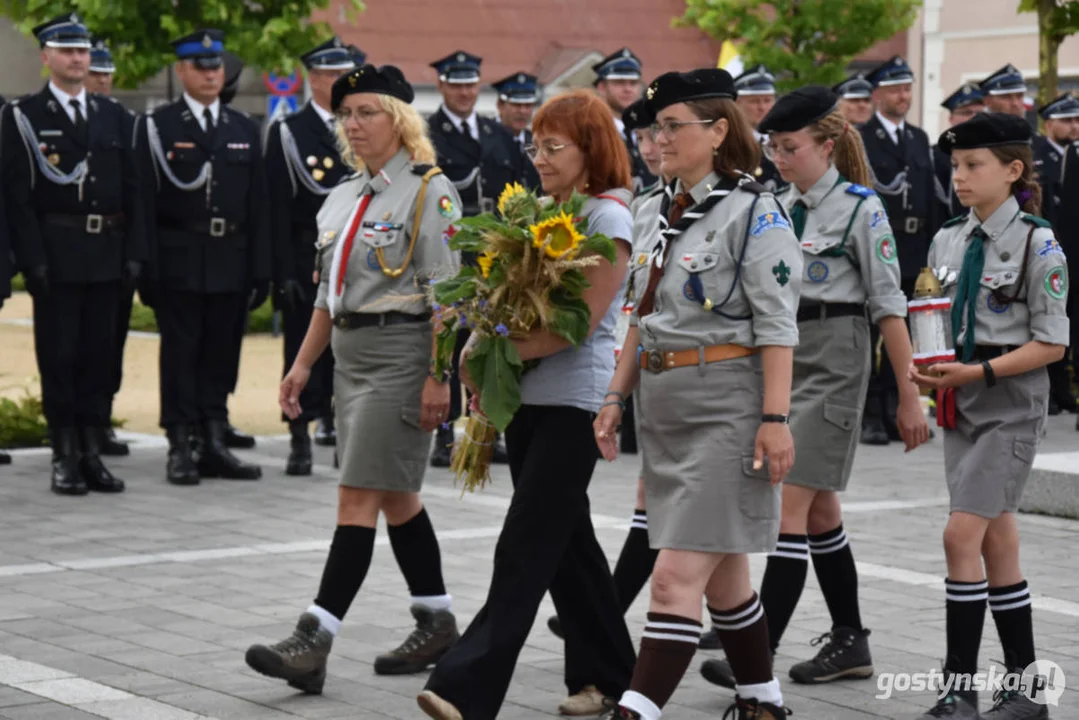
[981,360,997,388]
[761,413,790,425]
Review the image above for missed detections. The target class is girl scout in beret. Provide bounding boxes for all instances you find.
[700,86,930,692]
[909,112,1068,720]
[245,65,463,693]
[595,68,802,720]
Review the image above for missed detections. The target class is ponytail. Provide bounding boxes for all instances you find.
[988,144,1041,216]
[807,108,872,188]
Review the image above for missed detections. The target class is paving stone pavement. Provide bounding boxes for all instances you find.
[1,415,1077,719]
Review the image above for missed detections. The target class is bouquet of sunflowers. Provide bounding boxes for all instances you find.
[431,183,617,491]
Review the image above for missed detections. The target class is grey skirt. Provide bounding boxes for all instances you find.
[638,354,780,554]
[331,322,432,492]
[945,367,1048,519]
[786,315,872,492]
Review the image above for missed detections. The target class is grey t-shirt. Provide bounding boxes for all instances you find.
[520,190,634,412]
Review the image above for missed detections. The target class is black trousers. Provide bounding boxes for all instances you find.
[157,290,247,428]
[425,405,635,720]
[32,281,119,428]
[225,297,248,398]
[447,328,469,422]
[281,296,334,423]
[106,286,135,418]
[864,276,915,432]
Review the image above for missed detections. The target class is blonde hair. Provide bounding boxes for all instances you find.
[807,108,872,188]
[335,94,436,172]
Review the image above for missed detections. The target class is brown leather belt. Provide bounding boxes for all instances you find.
[332,311,431,330]
[42,212,124,234]
[639,344,759,373]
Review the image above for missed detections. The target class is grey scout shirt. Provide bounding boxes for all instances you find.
[783,165,907,323]
[314,148,461,316]
[625,190,664,310]
[634,172,803,350]
[928,194,1069,348]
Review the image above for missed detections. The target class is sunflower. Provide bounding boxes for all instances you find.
[529,211,586,259]
[497,182,527,215]
[477,249,498,279]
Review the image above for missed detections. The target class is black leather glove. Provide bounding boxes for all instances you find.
[248,280,270,311]
[122,261,143,292]
[276,278,308,315]
[24,265,49,299]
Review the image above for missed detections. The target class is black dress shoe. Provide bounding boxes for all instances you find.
[99,427,130,456]
[286,421,313,476]
[50,427,87,496]
[430,425,454,468]
[166,425,200,485]
[223,423,256,449]
[860,423,890,446]
[0,451,10,465]
[313,416,336,447]
[547,615,563,639]
[199,420,262,480]
[78,428,125,493]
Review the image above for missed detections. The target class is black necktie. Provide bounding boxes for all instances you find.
[895,126,907,154]
[791,200,808,240]
[203,108,215,135]
[461,122,474,141]
[70,99,87,143]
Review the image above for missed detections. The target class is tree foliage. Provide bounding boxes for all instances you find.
[677,0,922,93]
[0,0,363,89]
[1017,0,1079,110]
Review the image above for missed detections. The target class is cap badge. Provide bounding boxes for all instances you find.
[456,52,465,62]
[202,34,212,48]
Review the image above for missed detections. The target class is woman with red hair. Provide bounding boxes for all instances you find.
[417,90,636,720]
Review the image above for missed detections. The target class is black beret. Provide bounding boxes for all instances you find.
[331,64,414,110]
[937,112,1033,155]
[645,68,735,114]
[622,98,655,132]
[758,85,837,134]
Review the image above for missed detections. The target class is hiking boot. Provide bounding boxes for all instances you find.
[598,699,640,720]
[722,695,792,719]
[916,693,982,719]
[417,690,462,720]
[374,605,459,675]
[701,657,736,689]
[699,626,723,650]
[860,421,890,446]
[788,626,874,684]
[983,689,1048,719]
[285,421,312,476]
[557,685,607,716]
[245,612,333,694]
[548,615,564,639]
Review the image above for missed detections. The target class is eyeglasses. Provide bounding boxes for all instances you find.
[762,143,813,162]
[648,119,716,141]
[333,108,386,125]
[524,142,574,161]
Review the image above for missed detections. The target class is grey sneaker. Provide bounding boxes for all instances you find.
[917,693,982,719]
[245,612,333,694]
[374,605,459,675]
[788,626,874,684]
[984,689,1049,719]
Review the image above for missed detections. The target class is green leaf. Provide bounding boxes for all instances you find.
[582,233,616,264]
[434,325,458,378]
[559,268,591,296]
[433,277,478,306]
[547,291,591,346]
[467,335,523,432]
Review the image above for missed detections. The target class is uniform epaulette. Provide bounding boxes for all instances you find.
[775,185,791,196]
[411,163,435,176]
[942,213,968,228]
[845,183,875,198]
[1020,213,1052,229]
[739,180,767,194]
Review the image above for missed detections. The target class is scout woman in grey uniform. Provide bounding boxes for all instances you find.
[594,68,802,720]
[701,86,930,692]
[244,65,463,694]
[909,113,1067,720]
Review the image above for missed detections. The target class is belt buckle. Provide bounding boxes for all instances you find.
[333,315,347,329]
[85,214,103,234]
[645,349,664,373]
[209,217,227,237]
[904,216,919,234]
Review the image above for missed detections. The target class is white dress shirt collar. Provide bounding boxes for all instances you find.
[311,100,335,128]
[875,111,905,144]
[442,105,478,139]
[48,81,87,124]
[184,93,221,132]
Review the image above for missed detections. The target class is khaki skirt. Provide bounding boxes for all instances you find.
[638,354,780,554]
[331,322,431,492]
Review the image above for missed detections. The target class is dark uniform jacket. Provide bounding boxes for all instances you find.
[514,128,541,191]
[0,93,9,300]
[860,114,937,281]
[427,107,524,217]
[264,102,349,287]
[136,98,269,294]
[932,144,964,224]
[624,130,657,195]
[0,85,144,284]
[1033,134,1065,229]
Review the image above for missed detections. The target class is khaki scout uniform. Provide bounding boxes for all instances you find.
[313,148,461,491]
[783,166,908,491]
[930,195,1070,518]
[632,173,802,553]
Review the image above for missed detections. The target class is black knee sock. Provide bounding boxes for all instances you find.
[989,580,1035,672]
[313,525,376,621]
[710,594,774,687]
[621,612,701,717]
[613,509,659,613]
[944,578,987,702]
[759,533,808,653]
[809,524,863,632]
[388,507,448,600]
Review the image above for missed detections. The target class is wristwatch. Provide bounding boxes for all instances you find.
[761,413,790,425]
[428,364,451,384]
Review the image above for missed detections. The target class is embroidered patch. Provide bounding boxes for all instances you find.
[683,279,700,302]
[1044,265,1068,300]
[845,183,874,198]
[986,293,1010,314]
[806,260,829,283]
[636,252,648,265]
[869,208,888,229]
[366,247,381,270]
[772,260,792,287]
[876,234,897,264]
[437,195,456,218]
[1035,238,1066,258]
[750,212,791,237]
